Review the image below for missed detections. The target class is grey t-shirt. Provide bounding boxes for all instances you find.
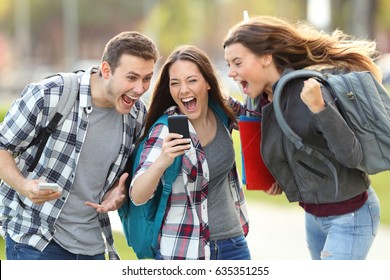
[203,117,243,241]
[54,105,122,255]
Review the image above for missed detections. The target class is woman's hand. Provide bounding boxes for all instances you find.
[300,78,326,113]
[158,133,191,167]
[130,133,191,205]
[265,181,283,196]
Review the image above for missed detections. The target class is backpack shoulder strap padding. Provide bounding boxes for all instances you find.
[119,114,182,259]
[272,69,339,196]
[273,69,326,150]
[27,72,80,172]
[48,72,80,126]
[137,114,182,244]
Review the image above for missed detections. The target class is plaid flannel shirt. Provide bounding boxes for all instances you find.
[0,67,146,259]
[131,105,249,260]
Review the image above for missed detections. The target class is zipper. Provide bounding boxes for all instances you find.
[297,160,327,179]
[340,75,369,127]
[281,132,303,200]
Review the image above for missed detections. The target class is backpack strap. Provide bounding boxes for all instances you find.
[151,144,181,253]
[48,72,80,125]
[273,69,339,196]
[27,72,80,172]
[151,114,182,253]
[273,69,325,150]
[209,100,228,128]
[129,114,182,254]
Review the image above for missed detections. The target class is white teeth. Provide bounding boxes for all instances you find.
[126,94,138,100]
[181,97,194,102]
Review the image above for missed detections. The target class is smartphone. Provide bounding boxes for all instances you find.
[168,115,190,139]
[38,182,60,192]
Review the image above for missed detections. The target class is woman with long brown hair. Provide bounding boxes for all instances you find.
[129,45,250,260]
[223,15,381,260]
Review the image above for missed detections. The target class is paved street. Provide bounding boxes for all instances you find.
[109,201,390,260]
[244,202,390,260]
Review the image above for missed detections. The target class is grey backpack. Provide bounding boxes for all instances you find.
[273,69,390,186]
[26,72,80,172]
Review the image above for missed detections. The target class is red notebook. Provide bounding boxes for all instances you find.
[238,116,275,191]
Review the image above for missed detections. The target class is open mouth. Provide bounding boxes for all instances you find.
[182,97,197,112]
[236,80,249,95]
[240,81,249,94]
[122,94,138,107]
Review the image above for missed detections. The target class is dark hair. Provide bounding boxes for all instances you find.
[101,31,159,73]
[223,16,381,80]
[141,45,236,141]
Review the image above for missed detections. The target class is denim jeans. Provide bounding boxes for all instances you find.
[5,235,105,260]
[155,235,251,260]
[209,235,251,260]
[305,187,380,260]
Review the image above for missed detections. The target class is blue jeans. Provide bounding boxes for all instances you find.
[5,235,105,260]
[209,235,251,260]
[305,187,380,260]
[155,235,251,260]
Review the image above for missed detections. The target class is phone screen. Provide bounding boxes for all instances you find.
[168,115,190,139]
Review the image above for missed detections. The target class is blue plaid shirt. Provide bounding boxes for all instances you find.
[0,67,147,259]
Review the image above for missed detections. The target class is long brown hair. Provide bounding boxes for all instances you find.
[223,16,382,81]
[140,45,236,142]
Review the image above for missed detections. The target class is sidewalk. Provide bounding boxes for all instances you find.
[109,201,390,260]
[244,202,390,260]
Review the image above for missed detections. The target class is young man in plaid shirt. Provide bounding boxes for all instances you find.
[0,31,159,260]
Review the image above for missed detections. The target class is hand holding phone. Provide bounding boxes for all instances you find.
[38,182,60,192]
[168,115,190,139]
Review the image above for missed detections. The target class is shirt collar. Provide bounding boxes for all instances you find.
[78,66,96,110]
[79,66,140,120]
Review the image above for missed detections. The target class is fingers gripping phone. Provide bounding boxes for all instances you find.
[168,115,190,139]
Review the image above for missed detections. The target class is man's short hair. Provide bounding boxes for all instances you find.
[101,31,160,71]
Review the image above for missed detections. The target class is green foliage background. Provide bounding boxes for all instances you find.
[1,0,390,261]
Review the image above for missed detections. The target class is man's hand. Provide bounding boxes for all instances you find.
[26,180,62,204]
[85,173,129,213]
[0,150,61,203]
